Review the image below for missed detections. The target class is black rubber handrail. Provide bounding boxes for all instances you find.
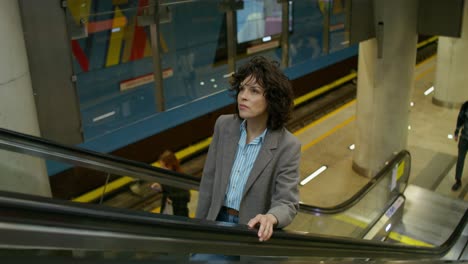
[0,189,465,259]
[0,128,199,190]
[299,150,411,214]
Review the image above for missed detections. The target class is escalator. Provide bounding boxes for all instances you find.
[287,150,411,240]
[0,128,466,262]
[0,187,465,262]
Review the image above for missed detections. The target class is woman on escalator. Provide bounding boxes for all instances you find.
[196,56,301,242]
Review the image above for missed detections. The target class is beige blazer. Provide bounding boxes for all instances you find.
[196,114,301,228]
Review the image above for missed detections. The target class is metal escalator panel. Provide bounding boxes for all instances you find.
[287,151,411,239]
[391,184,468,248]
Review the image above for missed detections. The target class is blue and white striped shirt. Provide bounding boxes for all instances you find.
[224,121,268,210]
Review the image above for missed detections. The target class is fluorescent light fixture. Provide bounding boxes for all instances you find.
[111,27,121,33]
[93,111,115,122]
[213,84,218,88]
[385,223,392,232]
[300,165,327,186]
[410,102,414,107]
[448,134,454,139]
[223,72,234,78]
[408,125,411,130]
[262,36,272,42]
[348,144,355,150]
[210,78,216,82]
[200,81,205,86]
[424,86,434,96]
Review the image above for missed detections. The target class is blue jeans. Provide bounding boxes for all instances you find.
[190,208,240,261]
[216,206,239,224]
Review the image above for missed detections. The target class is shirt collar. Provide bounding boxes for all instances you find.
[240,120,268,144]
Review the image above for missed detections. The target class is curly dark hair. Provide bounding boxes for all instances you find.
[229,56,294,130]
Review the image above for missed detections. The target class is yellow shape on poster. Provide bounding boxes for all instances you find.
[67,0,91,25]
[121,16,136,63]
[318,0,329,15]
[143,31,169,57]
[106,7,125,67]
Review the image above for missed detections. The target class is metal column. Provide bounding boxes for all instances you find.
[139,0,165,112]
[219,0,243,74]
[280,0,290,68]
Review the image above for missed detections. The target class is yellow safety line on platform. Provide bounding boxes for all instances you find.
[73,176,134,203]
[415,65,435,82]
[294,73,357,107]
[302,115,355,152]
[414,55,436,82]
[333,214,367,229]
[416,36,438,49]
[296,100,356,136]
[170,137,212,164]
[333,214,433,247]
[388,232,433,247]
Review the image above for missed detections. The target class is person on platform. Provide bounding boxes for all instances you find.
[452,101,468,191]
[153,150,191,216]
[196,56,301,242]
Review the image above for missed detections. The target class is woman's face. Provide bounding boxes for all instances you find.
[237,75,268,122]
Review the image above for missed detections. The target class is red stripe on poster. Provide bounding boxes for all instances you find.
[129,0,149,61]
[120,68,173,91]
[71,40,89,72]
[88,17,128,34]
